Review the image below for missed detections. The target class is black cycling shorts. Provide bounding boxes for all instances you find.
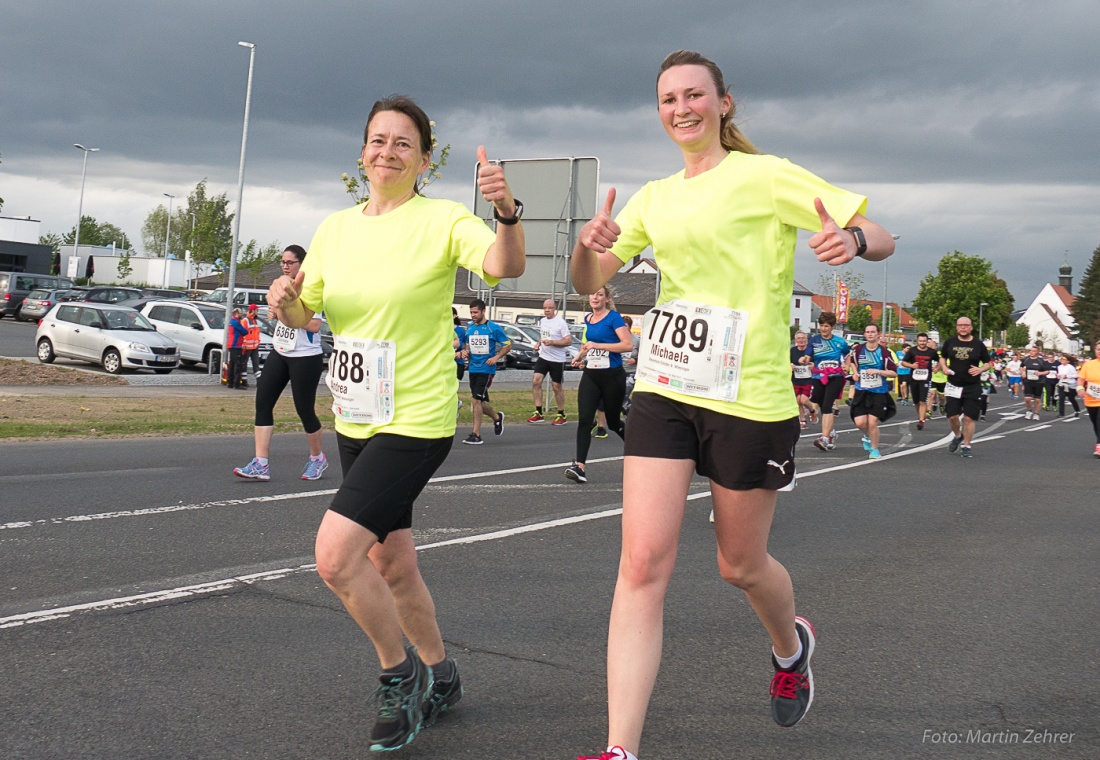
[810,375,845,413]
[329,433,452,542]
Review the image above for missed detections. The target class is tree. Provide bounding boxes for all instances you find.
[846,303,873,333]
[815,269,870,302]
[911,251,1015,339]
[61,216,133,249]
[184,179,235,267]
[1070,242,1100,349]
[341,122,450,205]
[238,240,282,285]
[1005,323,1030,347]
[117,250,133,281]
[39,232,62,255]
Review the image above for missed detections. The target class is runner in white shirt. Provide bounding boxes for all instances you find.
[529,299,573,425]
[1056,355,1081,418]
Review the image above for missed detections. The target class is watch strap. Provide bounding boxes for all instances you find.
[493,199,523,226]
[844,226,868,257]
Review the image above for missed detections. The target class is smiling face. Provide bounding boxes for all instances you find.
[360,110,430,194]
[588,288,609,311]
[656,64,731,153]
[794,332,808,349]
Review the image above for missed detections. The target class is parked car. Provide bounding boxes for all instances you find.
[497,323,541,370]
[137,300,274,367]
[17,288,71,323]
[63,286,145,305]
[0,272,76,319]
[35,303,180,374]
[204,287,270,310]
[140,287,189,300]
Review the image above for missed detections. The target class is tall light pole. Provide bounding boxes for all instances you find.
[223,40,256,362]
[882,234,901,335]
[979,302,989,345]
[72,144,100,279]
[162,193,176,287]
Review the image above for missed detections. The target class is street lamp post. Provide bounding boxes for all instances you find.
[72,144,100,280]
[222,41,257,366]
[162,193,176,287]
[979,302,989,345]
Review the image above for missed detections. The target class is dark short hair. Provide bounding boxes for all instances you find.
[818,312,837,327]
[469,299,486,310]
[917,332,928,339]
[284,244,307,263]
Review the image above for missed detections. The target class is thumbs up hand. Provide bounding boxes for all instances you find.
[808,197,857,265]
[578,188,621,253]
[267,269,305,310]
[476,145,517,219]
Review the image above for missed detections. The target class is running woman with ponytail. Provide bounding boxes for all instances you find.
[564,285,633,484]
[573,50,894,760]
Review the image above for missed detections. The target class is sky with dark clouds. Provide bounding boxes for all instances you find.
[3,0,1097,307]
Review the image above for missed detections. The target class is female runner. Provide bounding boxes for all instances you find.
[268,95,524,752]
[565,285,634,484]
[234,245,328,481]
[572,50,893,760]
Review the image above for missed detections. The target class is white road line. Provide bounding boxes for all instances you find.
[0,455,627,533]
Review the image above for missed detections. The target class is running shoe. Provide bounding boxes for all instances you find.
[770,615,816,728]
[948,436,962,453]
[1094,444,1100,459]
[809,409,818,424]
[861,436,872,451]
[577,747,635,760]
[960,445,973,458]
[233,458,270,481]
[824,439,836,451]
[812,436,828,452]
[979,414,987,421]
[868,448,881,459]
[799,419,808,430]
[493,412,505,436]
[916,420,924,431]
[1074,411,1081,419]
[369,645,431,752]
[565,463,588,483]
[422,658,462,728]
[527,412,545,423]
[462,433,483,445]
[301,454,328,481]
[552,413,568,426]
[594,427,609,439]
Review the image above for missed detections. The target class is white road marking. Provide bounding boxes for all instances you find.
[0,406,1063,628]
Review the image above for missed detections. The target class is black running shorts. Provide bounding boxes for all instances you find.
[810,375,845,413]
[623,391,799,491]
[329,433,452,542]
[1022,380,1045,399]
[944,383,983,421]
[849,390,897,422]
[533,357,565,384]
[469,372,493,402]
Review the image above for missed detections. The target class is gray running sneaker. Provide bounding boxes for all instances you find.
[369,646,432,752]
[770,616,816,728]
[948,436,962,453]
[422,658,463,728]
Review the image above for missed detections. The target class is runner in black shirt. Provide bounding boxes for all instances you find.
[1019,346,1049,421]
[901,332,940,431]
[936,316,991,458]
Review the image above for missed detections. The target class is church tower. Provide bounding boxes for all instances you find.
[1059,259,1073,294]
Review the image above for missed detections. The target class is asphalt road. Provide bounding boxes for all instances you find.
[1,400,1097,759]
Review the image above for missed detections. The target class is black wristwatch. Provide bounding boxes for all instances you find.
[844,226,867,257]
[493,199,524,226]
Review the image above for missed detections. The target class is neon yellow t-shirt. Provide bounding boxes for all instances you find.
[300,196,498,439]
[611,151,868,422]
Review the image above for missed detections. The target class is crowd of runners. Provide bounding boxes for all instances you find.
[218,48,1100,760]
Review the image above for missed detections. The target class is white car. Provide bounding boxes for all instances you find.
[138,300,273,367]
[35,303,180,374]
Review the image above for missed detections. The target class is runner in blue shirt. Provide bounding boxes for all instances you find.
[808,312,851,450]
[846,324,897,459]
[461,298,510,445]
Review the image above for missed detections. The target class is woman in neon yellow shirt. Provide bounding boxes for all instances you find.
[269,95,524,752]
[572,51,894,760]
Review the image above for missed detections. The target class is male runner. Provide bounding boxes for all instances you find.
[847,324,898,459]
[1020,345,1050,420]
[937,316,992,458]
[462,299,510,444]
[1005,352,1023,399]
[790,330,815,429]
[929,340,948,417]
[895,343,911,405]
[528,299,572,424]
[902,333,940,430]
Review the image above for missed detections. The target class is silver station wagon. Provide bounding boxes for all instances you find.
[35,302,180,374]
